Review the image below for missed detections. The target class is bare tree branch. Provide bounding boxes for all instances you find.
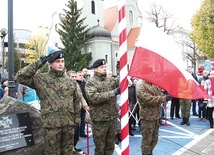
[146,3,177,34]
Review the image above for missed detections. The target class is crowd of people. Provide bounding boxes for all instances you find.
[1,46,214,155]
[169,68,214,129]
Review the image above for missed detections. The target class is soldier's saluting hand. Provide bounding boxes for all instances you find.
[15,46,81,155]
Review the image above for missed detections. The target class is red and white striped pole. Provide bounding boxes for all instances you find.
[118,0,129,155]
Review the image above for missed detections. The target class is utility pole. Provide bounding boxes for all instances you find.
[8,0,16,98]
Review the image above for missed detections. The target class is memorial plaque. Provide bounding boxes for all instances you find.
[0,112,34,152]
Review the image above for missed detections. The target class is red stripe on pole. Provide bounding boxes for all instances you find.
[120,78,127,93]
[120,54,127,70]
[119,29,127,46]
[123,147,130,155]
[118,0,129,155]
[120,100,129,117]
[118,6,126,22]
[121,123,129,139]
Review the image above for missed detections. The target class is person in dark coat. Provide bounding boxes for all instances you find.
[170,97,181,119]
[76,71,90,137]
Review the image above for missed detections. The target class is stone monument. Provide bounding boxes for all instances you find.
[0,96,44,155]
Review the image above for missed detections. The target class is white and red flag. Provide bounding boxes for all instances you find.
[128,22,210,100]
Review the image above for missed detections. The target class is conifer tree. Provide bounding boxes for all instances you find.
[13,48,21,73]
[58,0,92,71]
[5,42,21,74]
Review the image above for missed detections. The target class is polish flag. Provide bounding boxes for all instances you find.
[128,22,210,99]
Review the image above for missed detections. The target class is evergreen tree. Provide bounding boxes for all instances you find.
[58,0,92,71]
[13,48,21,73]
[5,43,21,74]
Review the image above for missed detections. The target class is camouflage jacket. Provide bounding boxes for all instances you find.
[85,72,119,122]
[15,59,81,128]
[137,81,167,121]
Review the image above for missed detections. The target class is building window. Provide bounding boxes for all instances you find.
[91,1,95,14]
[129,10,133,22]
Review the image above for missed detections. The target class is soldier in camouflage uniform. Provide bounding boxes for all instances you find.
[136,80,172,155]
[179,99,191,126]
[15,47,81,155]
[85,59,120,155]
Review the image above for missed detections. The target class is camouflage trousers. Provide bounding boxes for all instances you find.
[140,119,159,155]
[92,120,116,155]
[44,126,75,155]
[180,100,191,118]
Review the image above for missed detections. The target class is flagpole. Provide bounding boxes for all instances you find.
[118,0,129,155]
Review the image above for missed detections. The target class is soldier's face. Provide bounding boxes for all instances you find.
[94,65,106,74]
[50,58,65,71]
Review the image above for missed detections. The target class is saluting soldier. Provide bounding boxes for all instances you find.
[137,80,172,155]
[15,47,81,155]
[85,59,120,155]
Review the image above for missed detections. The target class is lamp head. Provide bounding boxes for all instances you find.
[0,28,8,38]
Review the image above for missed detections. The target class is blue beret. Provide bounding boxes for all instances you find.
[46,46,64,63]
[92,59,106,68]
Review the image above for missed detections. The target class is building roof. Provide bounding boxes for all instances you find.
[104,6,117,32]
[103,5,140,49]
[127,27,140,48]
[86,25,111,38]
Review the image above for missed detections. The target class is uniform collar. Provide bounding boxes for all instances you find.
[48,67,65,77]
[94,71,107,81]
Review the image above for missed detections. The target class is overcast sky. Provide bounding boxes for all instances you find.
[0,0,202,33]
[138,0,203,30]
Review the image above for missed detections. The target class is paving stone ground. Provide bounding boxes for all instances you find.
[76,103,214,155]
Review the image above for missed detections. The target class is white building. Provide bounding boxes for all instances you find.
[46,0,194,75]
[47,0,142,75]
[0,29,32,76]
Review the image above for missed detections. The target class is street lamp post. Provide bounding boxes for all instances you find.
[0,28,7,77]
[8,0,16,98]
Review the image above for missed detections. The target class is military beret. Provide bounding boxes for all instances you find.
[92,59,106,68]
[48,50,64,63]
[46,46,64,63]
